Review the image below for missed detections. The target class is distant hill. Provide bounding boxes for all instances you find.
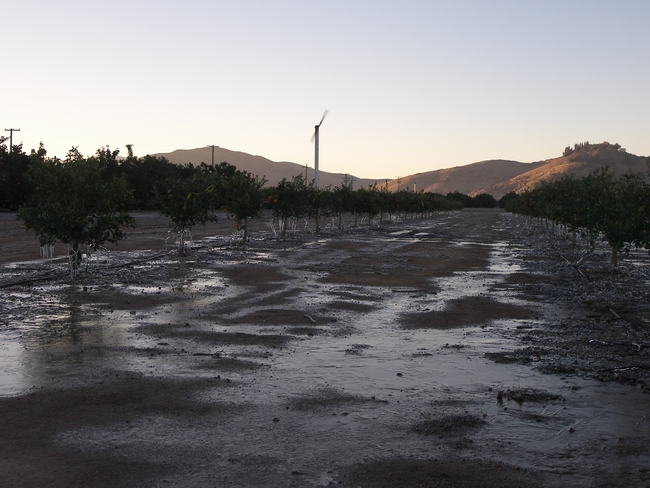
[152,146,381,189]
[386,142,648,198]
[152,142,648,198]
[385,160,547,196]
[480,142,648,197]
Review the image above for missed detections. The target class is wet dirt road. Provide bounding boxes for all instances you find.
[0,209,649,487]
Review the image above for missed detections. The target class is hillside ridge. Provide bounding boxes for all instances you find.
[152,142,648,198]
[153,146,381,189]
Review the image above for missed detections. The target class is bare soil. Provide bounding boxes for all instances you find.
[0,209,649,487]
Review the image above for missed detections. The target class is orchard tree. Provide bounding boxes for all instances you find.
[0,138,40,210]
[17,147,134,270]
[393,189,418,218]
[330,185,354,229]
[446,192,474,208]
[376,185,394,224]
[472,193,497,208]
[121,154,192,209]
[506,167,650,266]
[304,183,331,232]
[598,170,650,266]
[354,186,382,226]
[268,175,308,237]
[93,146,121,182]
[220,168,266,243]
[155,171,220,255]
[498,192,519,209]
[535,176,582,240]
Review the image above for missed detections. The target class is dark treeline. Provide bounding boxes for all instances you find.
[445,191,512,209]
[2,141,464,257]
[504,164,650,266]
[0,142,196,211]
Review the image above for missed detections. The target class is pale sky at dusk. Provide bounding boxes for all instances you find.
[3,1,649,179]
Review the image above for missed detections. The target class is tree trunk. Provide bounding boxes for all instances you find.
[315,214,320,233]
[338,212,342,230]
[178,230,186,256]
[610,245,618,267]
[282,217,287,237]
[70,243,83,276]
[242,216,248,244]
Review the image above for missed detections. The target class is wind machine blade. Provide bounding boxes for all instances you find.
[310,109,328,143]
[318,109,329,127]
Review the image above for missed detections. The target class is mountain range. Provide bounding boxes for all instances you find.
[154,142,648,199]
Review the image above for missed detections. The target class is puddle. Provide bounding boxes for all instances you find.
[0,230,577,400]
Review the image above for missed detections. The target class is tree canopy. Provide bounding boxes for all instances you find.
[17,147,135,267]
[505,164,650,266]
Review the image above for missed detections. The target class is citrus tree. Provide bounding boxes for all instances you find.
[0,138,41,211]
[267,175,308,237]
[330,185,354,229]
[354,186,382,226]
[507,167,650,266]
[598,170,650,265]
[17,147,134,270]
[155,171,221,255]
[304,183,331,232]
[220,168,266,243]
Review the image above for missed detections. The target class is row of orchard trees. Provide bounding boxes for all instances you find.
[8,142,461,261]
[506,165,650,266]
[14,147,267,260]
[265,175,461,237]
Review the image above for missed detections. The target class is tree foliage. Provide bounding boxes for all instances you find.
[267,175,309,236]
[220,168,266,243]
[0,138,42,210]
[8,141,467,262]
[446,191,497,208]
[505,165,650,266]
[155,173,219,231]
[17,147,134,267]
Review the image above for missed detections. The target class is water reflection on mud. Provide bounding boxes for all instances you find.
[1,211,649,487]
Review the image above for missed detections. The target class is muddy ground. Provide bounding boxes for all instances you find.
[0,209,649,487]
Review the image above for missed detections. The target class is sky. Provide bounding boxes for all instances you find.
[3,1,649,179]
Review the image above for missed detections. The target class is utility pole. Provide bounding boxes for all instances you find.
[209,145,215,166]
[396,176,402,191]
[305,164,308,181]
[343,174,354,188]
[4,128,20,154]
